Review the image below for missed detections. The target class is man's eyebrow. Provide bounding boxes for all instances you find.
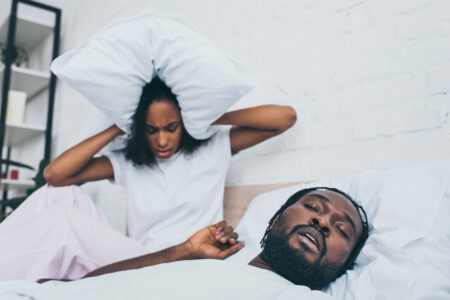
[307,193,330,202]
[308,193,357,235]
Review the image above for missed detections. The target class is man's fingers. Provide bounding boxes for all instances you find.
[218,243,245,259]
[217,226,239,244]
[214,221,240,246]
[214,221,227,232]
[217,226,232,240]
[215,221,229,237]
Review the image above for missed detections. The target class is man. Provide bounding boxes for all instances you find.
[84,187,369,290]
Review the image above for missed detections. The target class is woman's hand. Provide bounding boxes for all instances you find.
[183,221,244,260]
[213,105,297,154]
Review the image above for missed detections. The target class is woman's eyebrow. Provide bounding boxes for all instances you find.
[165,122,179,128]
[145,122,179,129]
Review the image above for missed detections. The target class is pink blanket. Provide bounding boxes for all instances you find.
[0,185,146,281]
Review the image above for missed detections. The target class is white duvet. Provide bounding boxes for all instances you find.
[0,260,332,300]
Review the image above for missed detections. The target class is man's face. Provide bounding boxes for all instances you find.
[262,190,363,289]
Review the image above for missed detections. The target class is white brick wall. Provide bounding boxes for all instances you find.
[10,0,449,227]
[223,0,450,185]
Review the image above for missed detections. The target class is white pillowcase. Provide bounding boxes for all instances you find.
[51,10,254,140]
[228,161,450,300]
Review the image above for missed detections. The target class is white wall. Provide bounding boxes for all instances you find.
[4,0,450,230]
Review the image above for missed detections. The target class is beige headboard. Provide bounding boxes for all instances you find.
[223,182,302,228]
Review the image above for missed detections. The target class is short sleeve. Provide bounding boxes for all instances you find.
[103,150,127,186]
[209,126,232,162]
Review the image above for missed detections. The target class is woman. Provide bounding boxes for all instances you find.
[44,77,297,252]
[0,77,296,281]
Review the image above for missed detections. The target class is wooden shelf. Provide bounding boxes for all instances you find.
[0,14,54,53]
[0,179,34,190]
[4,122,45,147]
[0,64,50,99]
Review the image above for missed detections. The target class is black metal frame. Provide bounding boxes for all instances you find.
[0,0,61,214]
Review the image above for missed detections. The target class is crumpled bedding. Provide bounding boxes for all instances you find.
[0,260,333,300]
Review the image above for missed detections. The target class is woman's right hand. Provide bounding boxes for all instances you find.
[44,125,123,186]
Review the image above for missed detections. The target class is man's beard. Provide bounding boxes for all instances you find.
[262,224,335,290]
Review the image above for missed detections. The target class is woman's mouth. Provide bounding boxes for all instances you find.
[155,149,172,158]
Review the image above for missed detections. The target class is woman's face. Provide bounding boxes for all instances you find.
[144,99,183,159]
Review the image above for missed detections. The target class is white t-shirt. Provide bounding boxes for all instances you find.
[105,128,232,252]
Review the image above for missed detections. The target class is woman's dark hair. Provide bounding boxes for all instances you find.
[124,77,210,166]
[260,187,369,278]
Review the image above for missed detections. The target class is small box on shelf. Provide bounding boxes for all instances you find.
[6,90,26,124]
[1,169,19,180]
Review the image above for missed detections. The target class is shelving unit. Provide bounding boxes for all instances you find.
[0,14,54,54]
[0,179,35,190]
[5,123,46,146]
[0,64,51,99]
[0,0,61,219]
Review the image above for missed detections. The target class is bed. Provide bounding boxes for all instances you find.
[0,160,449,300]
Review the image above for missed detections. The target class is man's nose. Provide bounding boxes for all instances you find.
[311,216,330,236]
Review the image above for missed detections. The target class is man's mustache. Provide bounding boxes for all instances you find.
[288,224,327,256]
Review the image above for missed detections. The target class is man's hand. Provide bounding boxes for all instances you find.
[184,221,244,260]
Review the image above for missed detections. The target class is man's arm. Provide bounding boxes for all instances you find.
[83,221,244,278]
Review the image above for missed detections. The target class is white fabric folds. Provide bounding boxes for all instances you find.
[0,260,333,300]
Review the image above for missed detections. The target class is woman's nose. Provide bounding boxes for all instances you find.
[157,133,169,148]
[312,216,330,236]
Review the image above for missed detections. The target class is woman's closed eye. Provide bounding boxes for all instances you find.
[145,126,158,134]
[165,124,178,132]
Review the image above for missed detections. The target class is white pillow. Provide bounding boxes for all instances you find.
[51,10,254,140]
[228,161,450,300]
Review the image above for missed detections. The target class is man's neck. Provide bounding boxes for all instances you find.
[248,253,273,272]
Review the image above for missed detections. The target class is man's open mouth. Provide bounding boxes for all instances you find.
[304,233,318,247]
[295,226,324,254]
